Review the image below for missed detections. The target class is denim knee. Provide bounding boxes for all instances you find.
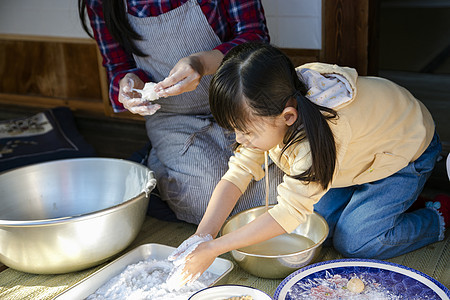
[332,226,378,258]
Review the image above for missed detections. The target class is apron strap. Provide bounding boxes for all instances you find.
[180,115,215,155]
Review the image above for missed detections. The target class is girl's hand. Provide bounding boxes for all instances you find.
[168,234,212,263]
[119,73,161,116]
[166,240,218,289]
[155,50,224,97]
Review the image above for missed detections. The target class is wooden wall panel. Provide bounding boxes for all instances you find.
[0,38,102,99]
[63,43,104,99]
[0,36,105,115]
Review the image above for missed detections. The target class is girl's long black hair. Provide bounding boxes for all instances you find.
[210,42,337,189]
[78,0,146,56]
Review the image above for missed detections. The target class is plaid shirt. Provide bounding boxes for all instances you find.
[85,0,269,112]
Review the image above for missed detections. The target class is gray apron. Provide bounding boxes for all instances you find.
[127,0,282,224]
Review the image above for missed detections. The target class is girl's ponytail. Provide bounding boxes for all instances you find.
[288,92,337,189]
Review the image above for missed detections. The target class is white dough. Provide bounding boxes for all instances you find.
[86,258,217,300]
[347,277,365,294]
[141,82,159,101]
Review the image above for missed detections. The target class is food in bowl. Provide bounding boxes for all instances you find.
[221,205,329,279]
[287,273,397,299]
[347,277,365,293]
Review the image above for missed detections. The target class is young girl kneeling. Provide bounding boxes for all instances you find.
[167,42,445,287]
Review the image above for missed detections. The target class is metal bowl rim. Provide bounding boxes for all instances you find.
[0,157,152,227]
[0,157,145,175]
[0,192,148,227]
[223,205,329,259]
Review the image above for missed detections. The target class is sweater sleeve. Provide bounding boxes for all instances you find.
[221,146,265,194]
[269,177,328,233]
[268,142,329,233]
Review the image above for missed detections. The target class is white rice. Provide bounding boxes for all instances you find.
[86,258,218,300]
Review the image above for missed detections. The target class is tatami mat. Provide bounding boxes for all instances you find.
[0,216,448,299]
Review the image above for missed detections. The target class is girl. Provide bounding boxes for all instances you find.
[167,42,445,287]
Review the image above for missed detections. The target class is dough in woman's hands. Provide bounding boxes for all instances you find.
[141,82,160,101]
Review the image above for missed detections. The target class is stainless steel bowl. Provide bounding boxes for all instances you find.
[221,205,328,279]
[0,158,156,274]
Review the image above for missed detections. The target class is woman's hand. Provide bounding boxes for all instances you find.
[119,73,161,116]
[155,50,224,97]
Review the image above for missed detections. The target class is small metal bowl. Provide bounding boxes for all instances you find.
[221,205,328,279]
[0,158,156,274]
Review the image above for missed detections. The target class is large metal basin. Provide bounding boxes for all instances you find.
[0,158,156,274]
[221,205,328,279]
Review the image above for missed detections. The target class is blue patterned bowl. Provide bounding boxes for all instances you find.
[274,258,449,300]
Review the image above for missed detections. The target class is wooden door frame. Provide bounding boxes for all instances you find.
[321,0,379,76]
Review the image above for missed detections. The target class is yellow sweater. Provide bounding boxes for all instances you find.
[221,63,435,233]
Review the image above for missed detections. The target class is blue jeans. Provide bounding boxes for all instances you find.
[314,132,442,259]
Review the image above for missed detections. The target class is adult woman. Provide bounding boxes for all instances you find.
[78,0,283,224]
